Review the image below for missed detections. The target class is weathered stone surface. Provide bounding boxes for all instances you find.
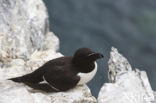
[0,77,96,103]
[0,0,59,60]
[151,92,156,103]
[98,47,155,103]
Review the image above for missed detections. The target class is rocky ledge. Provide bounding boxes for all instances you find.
[0,0,96,103]
[98,47,156,103]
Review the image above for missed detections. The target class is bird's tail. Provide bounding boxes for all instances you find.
[8,67,45,83]
[8,73,43,83]
[8,76,23,83]
[8,78,60,92]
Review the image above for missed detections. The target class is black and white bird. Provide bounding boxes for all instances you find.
[9,48,104,92]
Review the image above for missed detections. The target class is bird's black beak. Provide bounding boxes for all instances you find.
[94,53,104,58]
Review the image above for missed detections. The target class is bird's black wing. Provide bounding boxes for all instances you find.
[43,66,80,91]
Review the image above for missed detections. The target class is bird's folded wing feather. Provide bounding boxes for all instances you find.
[43,67,80,91]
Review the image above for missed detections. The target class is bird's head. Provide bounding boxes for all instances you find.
[72,48,104,66]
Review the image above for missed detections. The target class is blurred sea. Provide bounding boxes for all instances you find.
[43,0,156,97]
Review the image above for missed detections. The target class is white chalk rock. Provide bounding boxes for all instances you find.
[0,0,59,60]
[98,47,155,103]
[152,92,156,103]
[0,80,96,103]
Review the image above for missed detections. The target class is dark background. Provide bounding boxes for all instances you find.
[43,0,156,97]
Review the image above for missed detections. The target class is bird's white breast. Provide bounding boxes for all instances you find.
[77,62,97,85]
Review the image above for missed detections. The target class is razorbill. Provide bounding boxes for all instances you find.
[9,48,104,92]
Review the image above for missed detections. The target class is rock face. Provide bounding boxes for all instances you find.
[0,0,59,60]
[98,47,155,103]
[0,81,96,103]
[0,0,96,103]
